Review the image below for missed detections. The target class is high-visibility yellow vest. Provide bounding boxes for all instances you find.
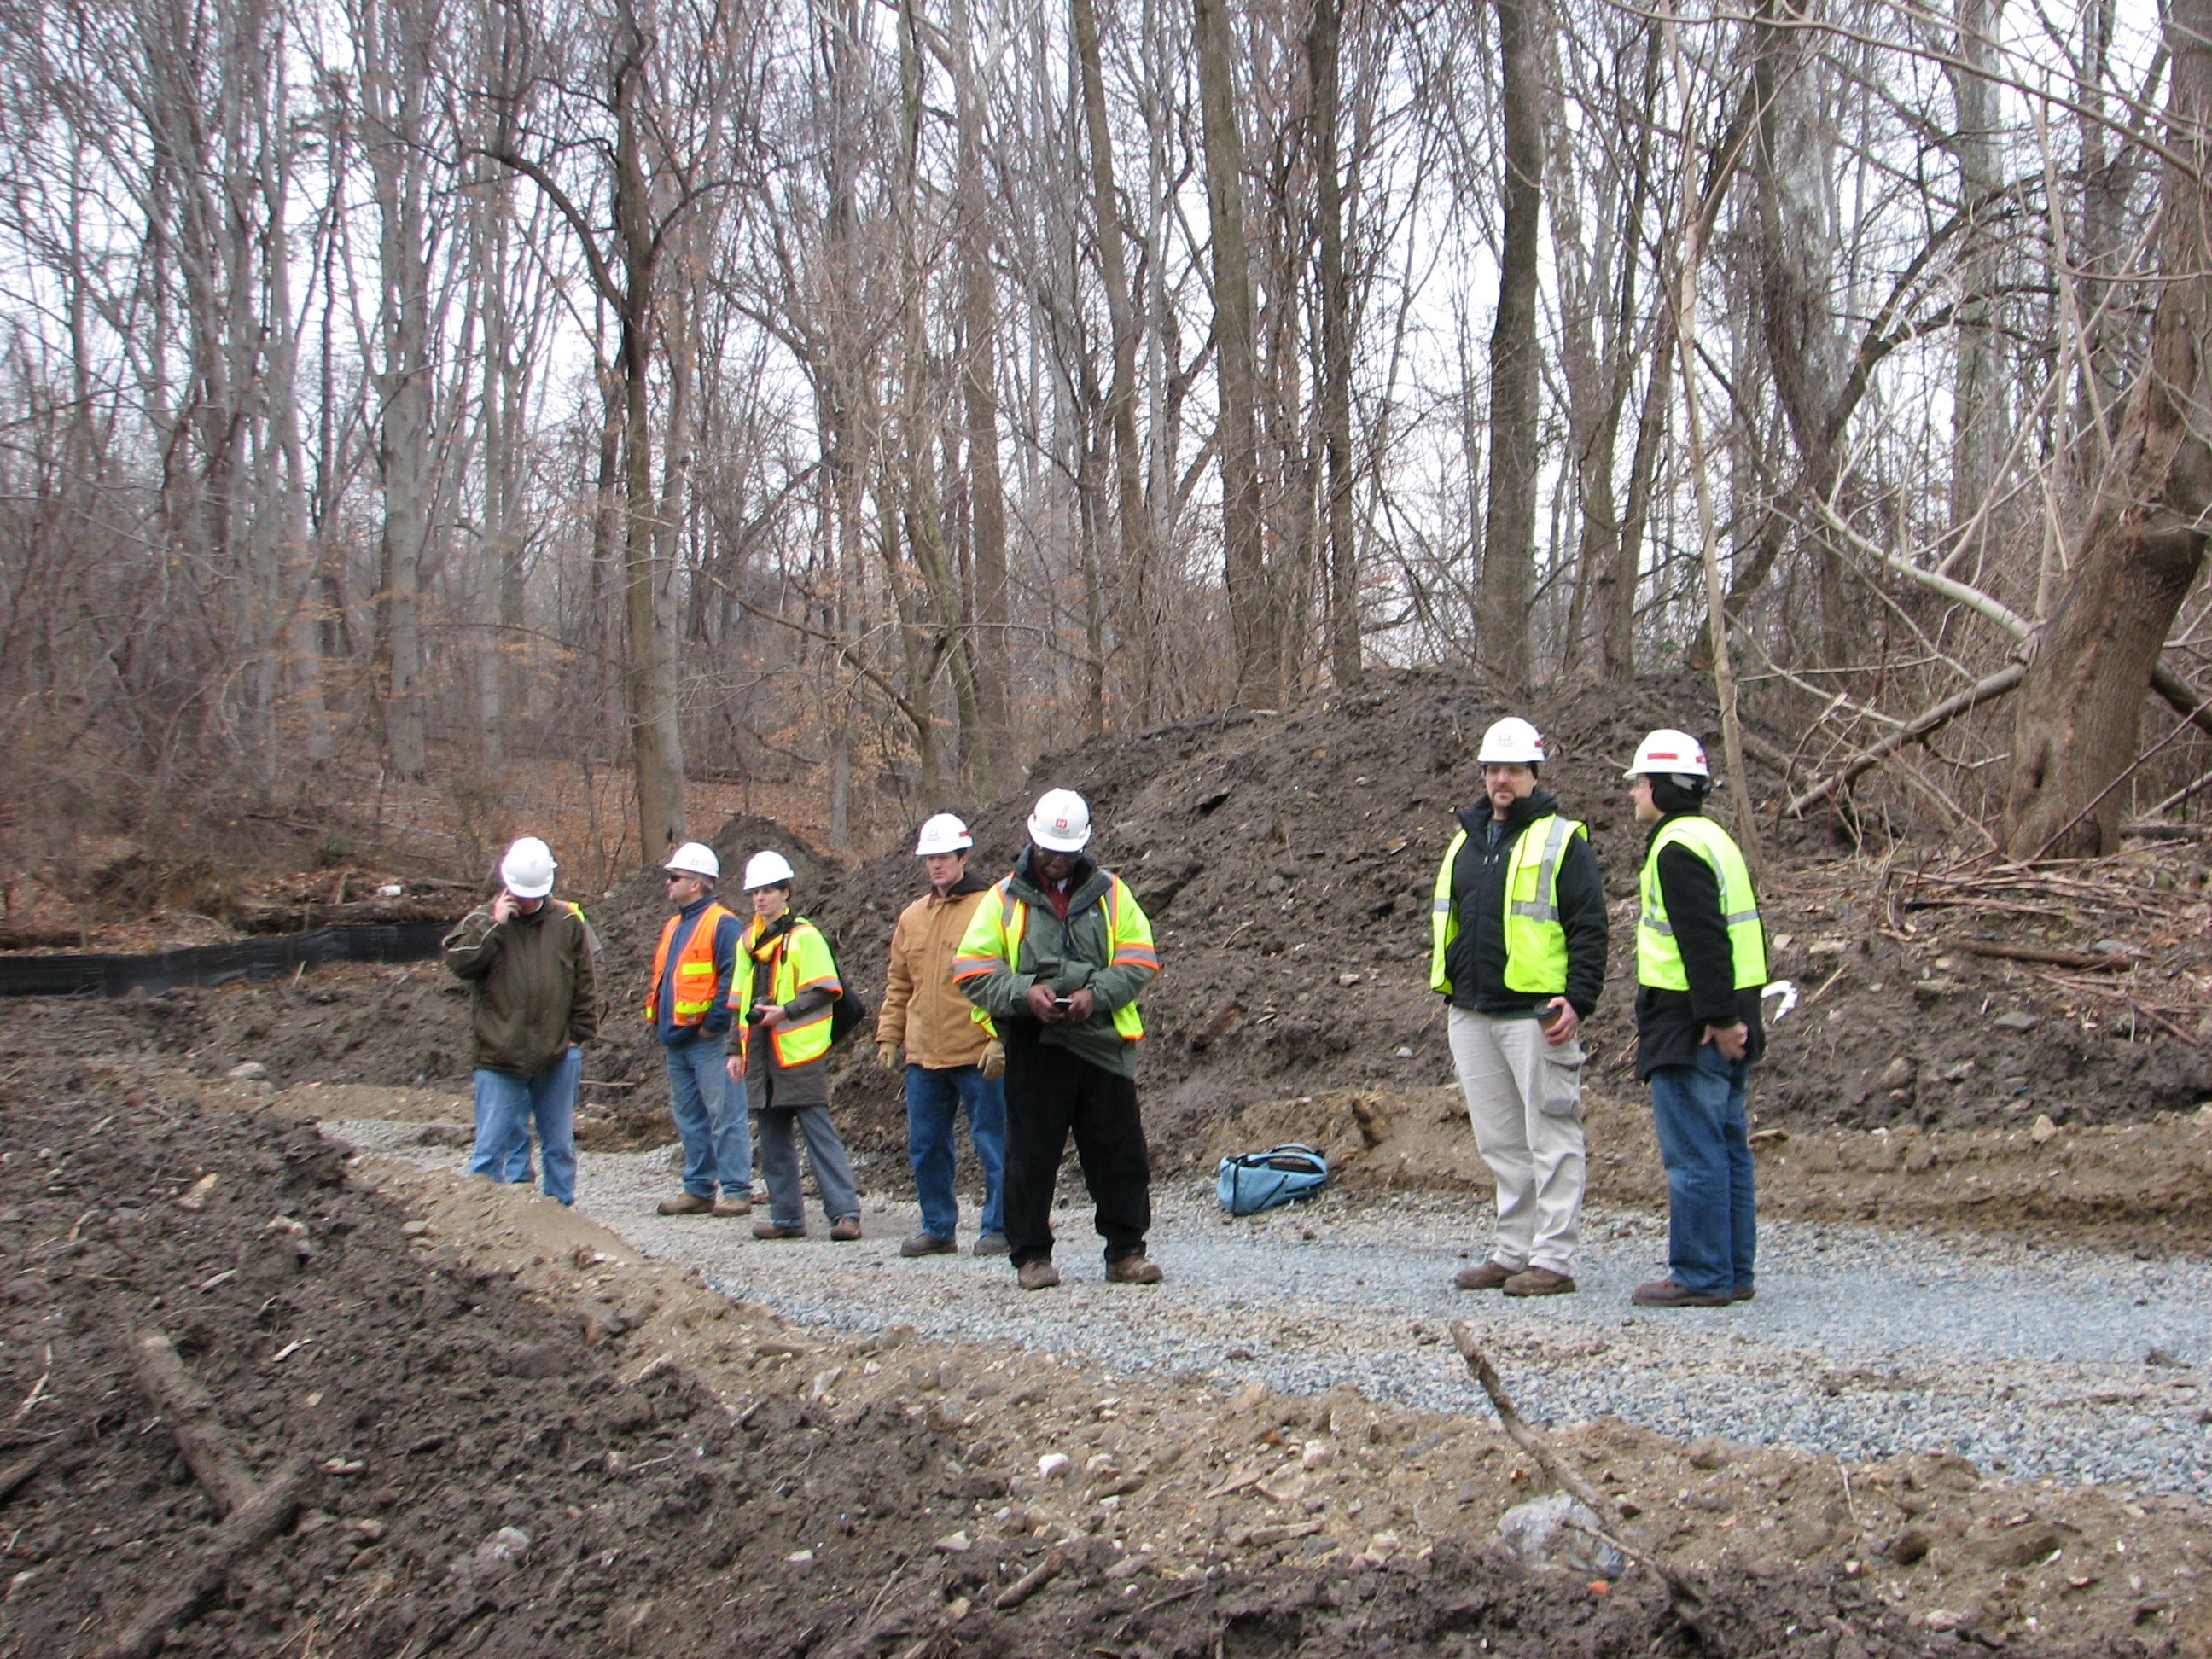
[644,902,736,1025]
[952,875,1154,1040]
[1636,816,1767,991]
[1429,815,1586,996]
[731,915,841,1068]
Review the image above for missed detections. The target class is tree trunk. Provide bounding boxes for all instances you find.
[1308,0,1359,690]
[1477,0,1545,688]
[1196,0,1273,706]
[2005,0,2212,859]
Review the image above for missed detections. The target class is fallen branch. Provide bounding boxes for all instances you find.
[129,1330,259,1516]
[1955,940,2138,971]
[1785,663,2028,818]
[2151,664,2212,743]
[993,1549,1064,1610]
[1451,1324,1708,1635]
[0,1447,47,1507]
[92,1458,306,1659]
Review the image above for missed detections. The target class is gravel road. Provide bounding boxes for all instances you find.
[340,1121,2212,1500]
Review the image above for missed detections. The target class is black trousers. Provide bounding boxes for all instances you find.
[1001,1022,1150,1266]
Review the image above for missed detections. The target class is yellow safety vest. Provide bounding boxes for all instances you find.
[952,875,1155,1041]
[644,902,735,1025]
[1636,816,1767,991]
[1429,815,1586,996]
[731,915,841,1068]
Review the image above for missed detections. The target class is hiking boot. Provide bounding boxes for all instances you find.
[1016,1259,1061,1291]
[972,1232,1010,1257]
[753,1220,806,1240]
[1105,1254,1164,1285]
[1631,1278,1730,1308]
[713,1197,752,1218]
[749,1180,770,1205]
[1453,1260,1516,1292]
[900,1231,955,1258]
[657,1192,714,1216]
[830,1215,864,1242]
[1503,1266,1576,1297]
[1730,1282,1755,1302]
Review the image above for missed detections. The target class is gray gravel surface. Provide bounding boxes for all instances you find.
[338,1120,2212,1499]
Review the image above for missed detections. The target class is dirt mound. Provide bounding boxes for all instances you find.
[9,667,2209,1165]
[0,1065,2050,1659]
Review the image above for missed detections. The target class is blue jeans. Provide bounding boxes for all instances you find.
[905,1063,1007,1240]
[1646,1045,1755,1296]
[666,1033,752,1200]
[469,1046,581,1205]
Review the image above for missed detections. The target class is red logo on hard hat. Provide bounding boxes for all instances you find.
[1055,818,1069,830]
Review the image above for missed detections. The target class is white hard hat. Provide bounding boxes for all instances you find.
[663,841,720,881]
[913,813,974,857]
[742,849,796,891]
[1477,717,1545,766]
[1624,728,1710,779]
[1027,788,1092,852]
[499,835,557,899]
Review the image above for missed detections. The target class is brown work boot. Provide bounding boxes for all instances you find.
[713,1197,752,1217]
[1453,1260,1516,1292]
[1631,1278,1729,1308]
[1016,1259,1061,1291]
[1105,1254,1164,1285]
[657,1192,714,1216]
[899,1231,956,1258]
[753,1220,806,1240]
[972,1232,1010,1257]
[1730,1282,1756,1302]
[830,1215,863,1242]
[1503,1266,1576,1297]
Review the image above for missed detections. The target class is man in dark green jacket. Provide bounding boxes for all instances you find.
[443,835,600,1205]
[952,789,1161,1290]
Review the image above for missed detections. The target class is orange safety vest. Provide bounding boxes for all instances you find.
[643,902,736,1026]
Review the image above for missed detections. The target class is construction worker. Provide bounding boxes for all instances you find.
[876,813,1009,1258]
[647,841,753,1217]
[1434,717,1607,1297]
[952,789,1162,1290]
[1625,730,1767,1308]
[727,851,862,1241]
[442,835,599,1206]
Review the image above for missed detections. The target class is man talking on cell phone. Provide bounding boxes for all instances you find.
[1431,719,1607,1298]
[952,789,1163,1291]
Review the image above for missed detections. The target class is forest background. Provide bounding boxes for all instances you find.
[5,0,2212,896]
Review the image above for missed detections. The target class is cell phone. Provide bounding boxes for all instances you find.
[1051,997,1074,1010]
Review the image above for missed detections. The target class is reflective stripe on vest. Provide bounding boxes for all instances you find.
[734,917,841,1069]
[644,903,734,1025]
[1428,816,1584,997]
[1636,816,1767,991]
[953,876,1148,1040]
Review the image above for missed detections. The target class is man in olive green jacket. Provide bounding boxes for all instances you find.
[443,835,600,1204]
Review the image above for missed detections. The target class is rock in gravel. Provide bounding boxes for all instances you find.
[934,1530,972,1553]
[227,1062,269,1080]
[1495,1493,1624,1576]
[1038,1452,1072,1480]
[2032,1113,2059,1143]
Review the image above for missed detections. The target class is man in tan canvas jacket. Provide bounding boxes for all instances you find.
[876,813,1008,1258]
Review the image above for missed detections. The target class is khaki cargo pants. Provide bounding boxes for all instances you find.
[1447,1005,1587,1275]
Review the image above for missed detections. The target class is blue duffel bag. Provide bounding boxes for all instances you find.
[1215,1142,1329,1215]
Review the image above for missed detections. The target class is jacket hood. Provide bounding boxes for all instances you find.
[1459,785,1560,836]
[939,870,992,899]
[1010,846,1108,909]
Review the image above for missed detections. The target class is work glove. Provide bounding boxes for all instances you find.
[875,1041,901,1074]
[980,1039,1006,1081]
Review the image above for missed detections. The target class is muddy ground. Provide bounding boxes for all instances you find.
[1,1050,2198,1659]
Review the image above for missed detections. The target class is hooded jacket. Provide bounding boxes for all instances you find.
[1440,787,1607,1018]
[952,849,1158,1080]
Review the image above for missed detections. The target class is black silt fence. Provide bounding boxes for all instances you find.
[0,921,454,998]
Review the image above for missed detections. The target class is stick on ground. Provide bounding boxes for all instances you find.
[129,1329,259,1517]
[1451,1323,1711,1638]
